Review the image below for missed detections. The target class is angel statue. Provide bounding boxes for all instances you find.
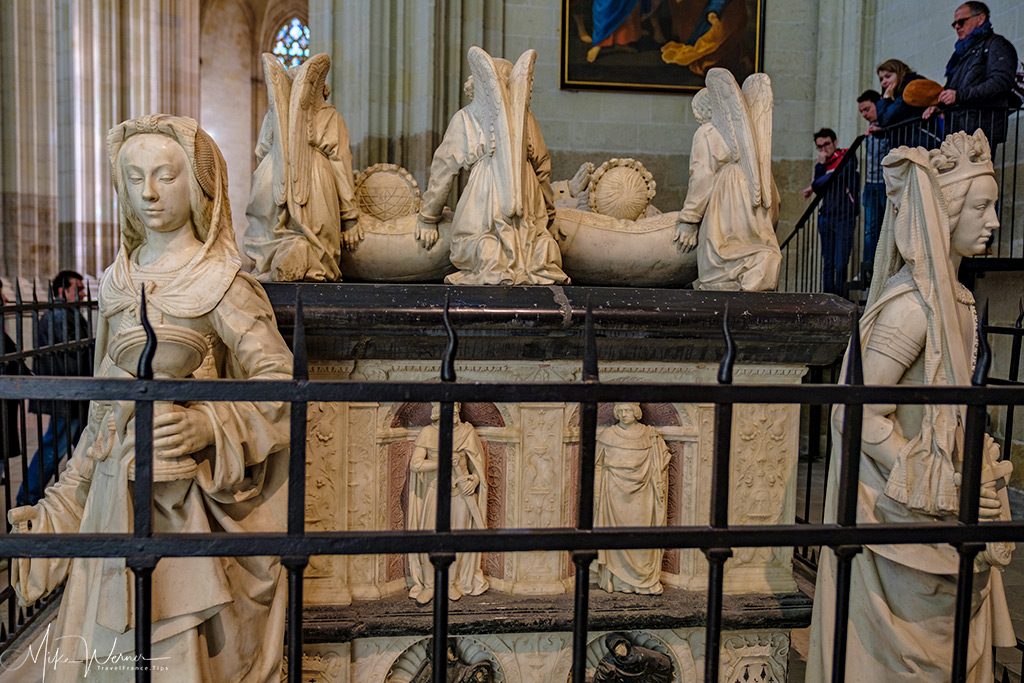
[415,47,569,286]
[808,130,1015,681]
[7,115,293,681]
[244,53,360,282]
[674,69,781,291]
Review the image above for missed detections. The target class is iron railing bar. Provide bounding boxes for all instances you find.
[831,310,864,683]
[286,291,309,683]
[572,298,599,683]
[431,295,457,683]
[2,377,1024,405]
[951,306,993,682]
[997,301,1023,461]
[0,521,1022,557]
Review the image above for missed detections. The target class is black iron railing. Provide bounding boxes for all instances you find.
[0,293,1022,683]
[781,106,1024,298]
[0,279,96,649]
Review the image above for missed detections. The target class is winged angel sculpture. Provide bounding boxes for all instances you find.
[244,53,360,282]
[416,47,569,286]
[675,68,781,291]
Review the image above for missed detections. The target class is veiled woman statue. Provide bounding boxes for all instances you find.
[593,403,672,594]
[244,53,359,282]
[808,130,1015,682]
[415,47,568,286]
[407,403,489,604]
[675,69,781,291]
[8,115,293,682]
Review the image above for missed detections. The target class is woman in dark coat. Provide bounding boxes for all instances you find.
[872,59,942,149]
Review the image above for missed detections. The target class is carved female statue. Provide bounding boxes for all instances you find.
[8,115,293,681]
[674,69,781,291]
[407,403,489,604]
[808,130,1015,682]
[593,403,672,594]
[415,47,568,286]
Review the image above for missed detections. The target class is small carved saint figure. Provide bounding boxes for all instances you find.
[411,638,495,683]
[808,130,1015,681]
[591,633,673,683]
[8,115,293,680]
[244,53,359,282]
[416,47,568,286]
[407,403,490,604]
[675,69,781,291]
[594,403,673,594]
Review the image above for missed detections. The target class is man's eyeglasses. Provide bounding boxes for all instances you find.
[951,13,980,29]
[815,142,833,150]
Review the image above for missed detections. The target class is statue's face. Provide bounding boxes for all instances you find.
[121,133,193,235]
[614,403,638,425]
[950,175,999,258]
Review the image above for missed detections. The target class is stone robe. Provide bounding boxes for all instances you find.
[593,423,672,593]
[420,109,567,286]
[407,421,489,600]
[11,250,293,682]
[679,121,781,291]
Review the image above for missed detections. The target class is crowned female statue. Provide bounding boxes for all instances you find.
[8,114,294,682]
[808,130,1015,682]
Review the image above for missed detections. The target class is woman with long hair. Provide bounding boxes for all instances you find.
[873,58,942,148]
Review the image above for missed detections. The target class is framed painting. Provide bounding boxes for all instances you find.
[561,0,767,94]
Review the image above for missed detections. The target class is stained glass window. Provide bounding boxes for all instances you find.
[272,17,310,69]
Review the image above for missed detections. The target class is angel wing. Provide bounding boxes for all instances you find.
[508,50,538,220]
[467,46,517,220]
[261,54,292,207]
[706,67,761,208]
[742,73,774,210]
[288,53,331,208]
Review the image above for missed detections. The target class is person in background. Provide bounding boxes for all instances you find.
[858,90,889,282]
[873,59,941,148]
[926,2,1019,146]
[802,128,860,297]
[17,270,91,506]
[1,281,31,483]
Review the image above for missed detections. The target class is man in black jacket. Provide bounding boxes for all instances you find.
[17,270,92,506]
[934,2,1019,144]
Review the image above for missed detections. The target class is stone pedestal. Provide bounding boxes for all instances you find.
[266,283,854,682]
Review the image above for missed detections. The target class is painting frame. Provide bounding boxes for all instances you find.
[560,0,768,94]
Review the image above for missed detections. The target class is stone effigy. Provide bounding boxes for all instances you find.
[594,403,673,595]
[416,47,568,286]
[591,633,673,683]
[551,158,698,286]
[675,69,781,291]
[8,114,293,681]
[407,403,489,605]
[244,53,359,282]
[808,130,1015,681]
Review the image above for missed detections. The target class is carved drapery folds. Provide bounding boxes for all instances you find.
[303,361,803,603]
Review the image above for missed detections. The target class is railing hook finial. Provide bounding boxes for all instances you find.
[972,300,991,387]
[292,289,308,381]
[717,301,735,385]
[441,292,458,383]
[138,285,156,381]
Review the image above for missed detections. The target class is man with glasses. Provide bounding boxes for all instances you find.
[802,128,860,297]
[928,2,1019,145]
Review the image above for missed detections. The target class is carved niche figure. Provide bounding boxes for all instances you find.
[410,639,494,683]
[675,69,781,291]
[590,633,673,683]
[244,53,359,282]
[7,115,293,681]
[808,131,1015,682]
[415,47,569,286]
[407,403,489,604]
[593,403,673,594]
